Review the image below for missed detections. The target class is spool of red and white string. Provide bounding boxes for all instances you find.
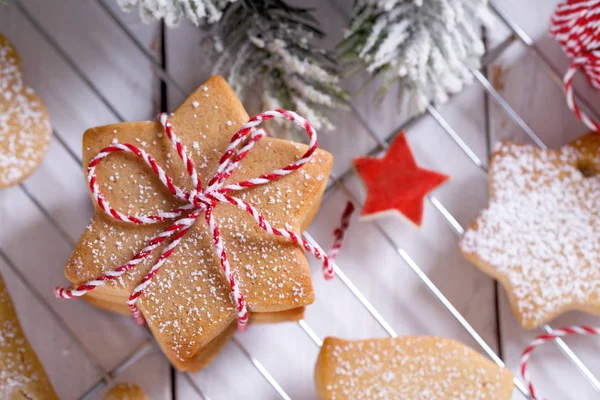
[550,0,600,131]
[521,326,600,399]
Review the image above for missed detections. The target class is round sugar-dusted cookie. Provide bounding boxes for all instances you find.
[0,34,51,188]
[105,383,149,400]
[460,132,600,329]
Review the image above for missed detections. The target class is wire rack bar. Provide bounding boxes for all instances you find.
[423,102,488,171]
[303,232,398,338]
[297,319,323,347]
[181,373,211,400]
[51,128,83,166]
[231,338,292,400]
[470,68,548,150]
[18,181,76,245]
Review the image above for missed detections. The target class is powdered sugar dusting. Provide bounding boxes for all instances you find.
[319,337,512,400]
[460,139,600,328]
[0,278,55,397]
[0,37,51,187]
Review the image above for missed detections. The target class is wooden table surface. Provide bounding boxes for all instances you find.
[1,0,599,399]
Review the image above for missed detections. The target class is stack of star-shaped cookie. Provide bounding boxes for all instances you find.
[62,76,333,371]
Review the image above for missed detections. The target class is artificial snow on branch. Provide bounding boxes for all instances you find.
[339,0,492,113]
[117,0,235,27]
[212,0,348,132]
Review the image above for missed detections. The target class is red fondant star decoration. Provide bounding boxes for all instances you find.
[354,133,449,227]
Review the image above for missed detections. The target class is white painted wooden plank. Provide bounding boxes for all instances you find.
[19,0,160,123]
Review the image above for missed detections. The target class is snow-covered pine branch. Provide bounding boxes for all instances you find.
[340,0,492,113]
[117,0,348,134]
[117,0,236,27]
[212,1,348,133]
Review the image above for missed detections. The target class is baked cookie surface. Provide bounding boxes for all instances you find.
[0,273,58,399]
[315,336,513,400]
[460,133,600,329]
[105,383,149,400]
[0,34,51,188]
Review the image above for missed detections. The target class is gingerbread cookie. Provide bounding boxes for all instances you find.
[315,336,513,400]
[354,133,449,227]
[59,76,333,371]
[0,272,58,399]
[105,382,149,400]
[460,132,600,329]
[0,34,51,188]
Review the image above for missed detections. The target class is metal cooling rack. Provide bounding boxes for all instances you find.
[1,0,599,398]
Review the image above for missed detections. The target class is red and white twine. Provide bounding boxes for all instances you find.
[327,201,354,261]
[521,326,600,399]
[550,0,600,131]
[54,109,336,331]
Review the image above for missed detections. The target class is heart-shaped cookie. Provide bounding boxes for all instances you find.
[0,34,51,188]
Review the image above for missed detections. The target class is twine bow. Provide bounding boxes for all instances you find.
[551,0,600,131]
[54,109,335,331]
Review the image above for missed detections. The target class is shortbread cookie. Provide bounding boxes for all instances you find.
[0,273,58,399]
[0,34,51,188]
[81,284,306,323]
[460,133,600,329]
[105,383,149,400]
[62,76,333,371]
[354,133,448,227]
[315,336,513,400]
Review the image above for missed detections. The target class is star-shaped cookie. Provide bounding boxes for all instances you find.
[460,132,600,329]
[0,34,51,188]
[354,133,449,227]
[63,76,333,370]
[315,336,514,400]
